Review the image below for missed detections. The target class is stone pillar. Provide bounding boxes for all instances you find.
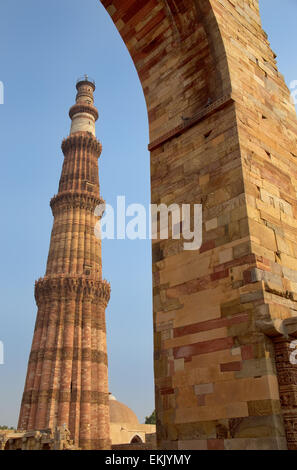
[273,337,297,450]
[101,0,297,450]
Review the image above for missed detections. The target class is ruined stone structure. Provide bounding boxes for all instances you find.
[0,427,76,451]
[18,77,111,450]
[100,0,297,450]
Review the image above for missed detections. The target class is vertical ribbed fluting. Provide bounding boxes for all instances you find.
[60,211,69,274]
[46,224,55,275]
[56,214,64,274]
[79,297,92,449]
[88,212,93,276]
[52,219,60,275]
[43,297,60,428]
[59,212,67,274]
[18,305,44,430]
[92,212,102,278]
[66,151,73,191]
[69,146,79,273]
[53,217,61,275]
[51,297,66,427]
[59,150,71,192]
[57,297,75,427]
[34,297,51,430]
[46,212,60,275]
[34,296,59,429]
[63,155,69,191]
[76,205,82,276]
[28,296,51,429]
[78,209,85,275]
[56,214,64,275]
[45,222,54,275]
[70,207,79,274]
[26,301,43,429]
[69,148,75,190]
[69,297,82,444]
[65,149,72,192]
[54,215,63,274]
[65,150,72,190]
[85,147,89,187]
[59,210,66,275]
[72,144,81,191]
[46,298,62,428]
[81,145,85,192]
[90,213,95,274]
[97,300,110,449]
[47,139,102,277]
[63,207,73,274]
[91,300,98,447]
[86,210,91,271]
[80,144,85,191]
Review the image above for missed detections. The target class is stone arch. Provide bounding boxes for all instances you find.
[101,0,297,451]
[101,0,231,144]
[130,434,143,444]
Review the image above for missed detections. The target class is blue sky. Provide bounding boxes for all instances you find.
[0,0,296,427]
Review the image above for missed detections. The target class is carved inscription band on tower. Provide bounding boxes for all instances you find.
[18,78,111,450]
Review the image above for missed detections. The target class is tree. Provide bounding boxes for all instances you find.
[145,410,156,424]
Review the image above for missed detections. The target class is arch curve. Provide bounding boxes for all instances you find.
[130,434,143,444]
[101,0,231,143]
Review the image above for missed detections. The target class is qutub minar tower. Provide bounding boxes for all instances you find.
[18,77,111,450]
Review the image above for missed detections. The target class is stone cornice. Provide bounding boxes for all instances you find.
[50,191,104,216]
[35,275,111,305]
[148,94,234,152]
[69,103,99,121]
[255,302,297,339]
[61,132,102,158]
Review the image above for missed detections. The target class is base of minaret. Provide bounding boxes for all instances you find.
[18,275,111,450]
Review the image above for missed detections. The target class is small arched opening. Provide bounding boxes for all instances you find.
[42,443,51,450]
[130,435,143,444]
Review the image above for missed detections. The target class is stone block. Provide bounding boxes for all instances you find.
[194,383,214,396]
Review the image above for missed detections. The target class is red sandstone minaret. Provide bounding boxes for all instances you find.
[18,76,111,450]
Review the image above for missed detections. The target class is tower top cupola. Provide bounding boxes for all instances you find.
[69,75,98,137]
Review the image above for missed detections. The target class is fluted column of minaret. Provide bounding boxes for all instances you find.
[18,78,111,450]
[46,81,103,278]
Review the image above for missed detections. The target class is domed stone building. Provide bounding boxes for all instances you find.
[109,394,156,449]
[109,394,139,425]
